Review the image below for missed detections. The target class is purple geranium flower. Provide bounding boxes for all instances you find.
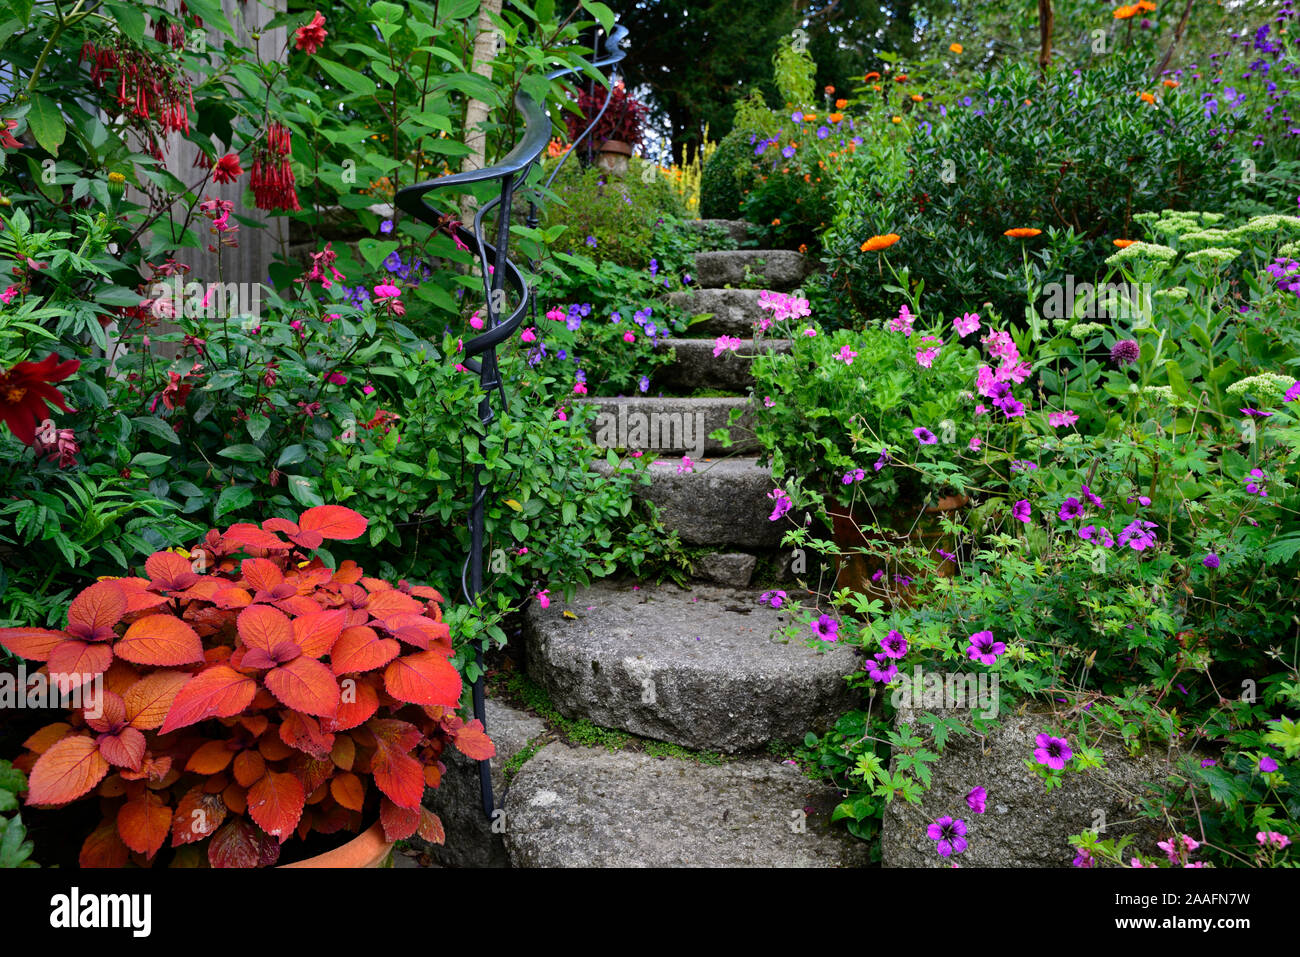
[1034,733,1073,770]
[966,786,987,814]
[864,657,898,683]
[1012,500,1031,523]
[966,630,1005,665]
[927,816,968,857]
[1058,497,1085,521]
[914,427,938,445]
[812,614,839,642]
[880,630,908,659]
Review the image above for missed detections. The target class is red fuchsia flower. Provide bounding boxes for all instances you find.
[250,122,300,211]
[0,354,80,445]
[294,11,328,55]
[966,786,987,814]
[0,119,21,149]
[927,816,967,857]
[211,153,243,184]
[297,242,345,290]
[1033,732,1072,770]
[150,370,196,413]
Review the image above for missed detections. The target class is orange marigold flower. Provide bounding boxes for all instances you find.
[865,72,881,81]
[911,94,924,102]
[1114,4,1139,19]
[824,85,835,95]
[894,74,908,82]
[1139,91,1156,104]
[803,114,816,123]
[950,43,964,54]
[891,116,902,124]
[1004,228,1042,238]
[772,218,782,226]
[1113,239,1136,248]
[799,243,808,254]
[829,112,844,123]
[872,84,882,92]
[1163,79,1180,88]
[861,233,901,252]
[1137,0,1156,10]
[835,98,848,109]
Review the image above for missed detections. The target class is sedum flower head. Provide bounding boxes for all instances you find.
[1185,246,1242,268]
[1068,321,1107,339]
[1153,286,1189,305]
[1226,373,1297,403]
[1105,241,1177,269]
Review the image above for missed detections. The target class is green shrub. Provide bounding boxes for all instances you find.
[700,127,758,220]
[544,158,686,269]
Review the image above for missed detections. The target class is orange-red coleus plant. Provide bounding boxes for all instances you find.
[0,505,494,867]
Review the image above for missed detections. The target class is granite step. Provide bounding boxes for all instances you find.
[694,249,809,290]
[670,287,769,337]
[522,581,859,753]
[580,395,756,455]
[592,454,782,547]
[503,742,871,867]
[656,338,792,393]
[685,218,757,245]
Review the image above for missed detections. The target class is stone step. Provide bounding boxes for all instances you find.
[522,581,859,752]
[694,249,809,290]
[592,454,781,547]
[503,742,871,867]
[670,288,768,337]
[580,395,757,455]
[656,338,792,393]
[686,218,756,245]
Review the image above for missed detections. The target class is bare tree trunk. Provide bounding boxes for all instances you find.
[1153,0,1195,80]
[459,0,504,223]
[1037,0,1054,76]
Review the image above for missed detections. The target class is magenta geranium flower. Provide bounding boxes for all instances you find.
[953,312,980,337]
[1034,732,1073,770]
[966,786,986,814]
[1260,755,1280,773]
[864,657,898,683]
[1012,500,1031,523]
[1058,497,1084,521]
[880,630,908,659]
[768,489,792,521]
[811,614,839,642]
[1118,519,1158,551]
[927,816,967,857]
[966,630,1005,665]
[914,427,937,445]
[1048,410,1079,428]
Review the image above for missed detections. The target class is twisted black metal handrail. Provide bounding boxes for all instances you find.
[395,24,629,821]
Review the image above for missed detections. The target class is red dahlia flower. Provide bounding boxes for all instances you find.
[0,354,80,445]
[294,11,328,54]
[211,153,243,184]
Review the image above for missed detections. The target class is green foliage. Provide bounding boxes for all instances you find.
[0,761,37,868]
[699,126,757,220]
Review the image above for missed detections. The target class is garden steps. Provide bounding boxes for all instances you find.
[656,337,792,393]
[502,741,870,867]
[521,581,858,753]
[684,218,756,245]
[591,454,782,547]
[693,249,809,290]
[577,395,757,455]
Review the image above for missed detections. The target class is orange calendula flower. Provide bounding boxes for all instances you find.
[865,72,881,81]
[872,84,882,92]
[1163,79,1180,88]
[772,218,782,226]
[894,74,908,82]
[1139,91,1156,104]
[825,85,835,95]
[911,94,924,102]
[861,233,901,252]
[891,116,902,124]
[1137,0,1156,10]
[1004,228,1042,238]
[799,243,808,254]
[1114,4,1139,18]
[829,112,844,123]
[835,98,848,109]
[950,43,963,54]
[803,114,817,123]
[1113,239,1136,248]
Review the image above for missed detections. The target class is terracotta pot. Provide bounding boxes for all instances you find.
[279,821,393,869]
[595,139,632,176]
[826,494,967,607]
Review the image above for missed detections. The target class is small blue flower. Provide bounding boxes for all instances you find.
[384,251,403,272]
[610,311,621,323]
[638,375,650,393]
[585,235,598,247]
[782,144,796,159]
[580,303,591,317]
[380,220,394,234]
[556,348,567,360]
[649,258,658,276]
[816,125,829,140]
[566,316,582,331]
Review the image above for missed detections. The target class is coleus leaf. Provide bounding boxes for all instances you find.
[222,523,289,552]
[370,748,425,809]
[418,808,445,845]
[363,589,424,618]
[329,771,365,811]
[160,665,258,734]
[84,690,126,733]
[265,656,340,717]
[115,615,204,666]
[186,740,238,774]
[79,820,131,868]
[66,580,128,641]
[280,711,334,759]
[233,750,267,788]
[97,726,146,771]
[0,627,69,661]
[123,670,191,730]
[117,790,172,858]
[247,771,306,843]
[292,609,345,658]
[240,558,286,596]
[297,505,367,541]
[321,679,379,732]
[47,640,115,693]
[208,817,281,868]
[379,797,420,841]
[452,719,496,761]
[171,787,226,846]
[144,550,199,591]
[384,651,462,706]
[27,735,111,805]
[330,625,399,675]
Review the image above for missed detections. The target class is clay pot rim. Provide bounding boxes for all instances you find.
[597,138,633,156]
[278,820,392,869]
